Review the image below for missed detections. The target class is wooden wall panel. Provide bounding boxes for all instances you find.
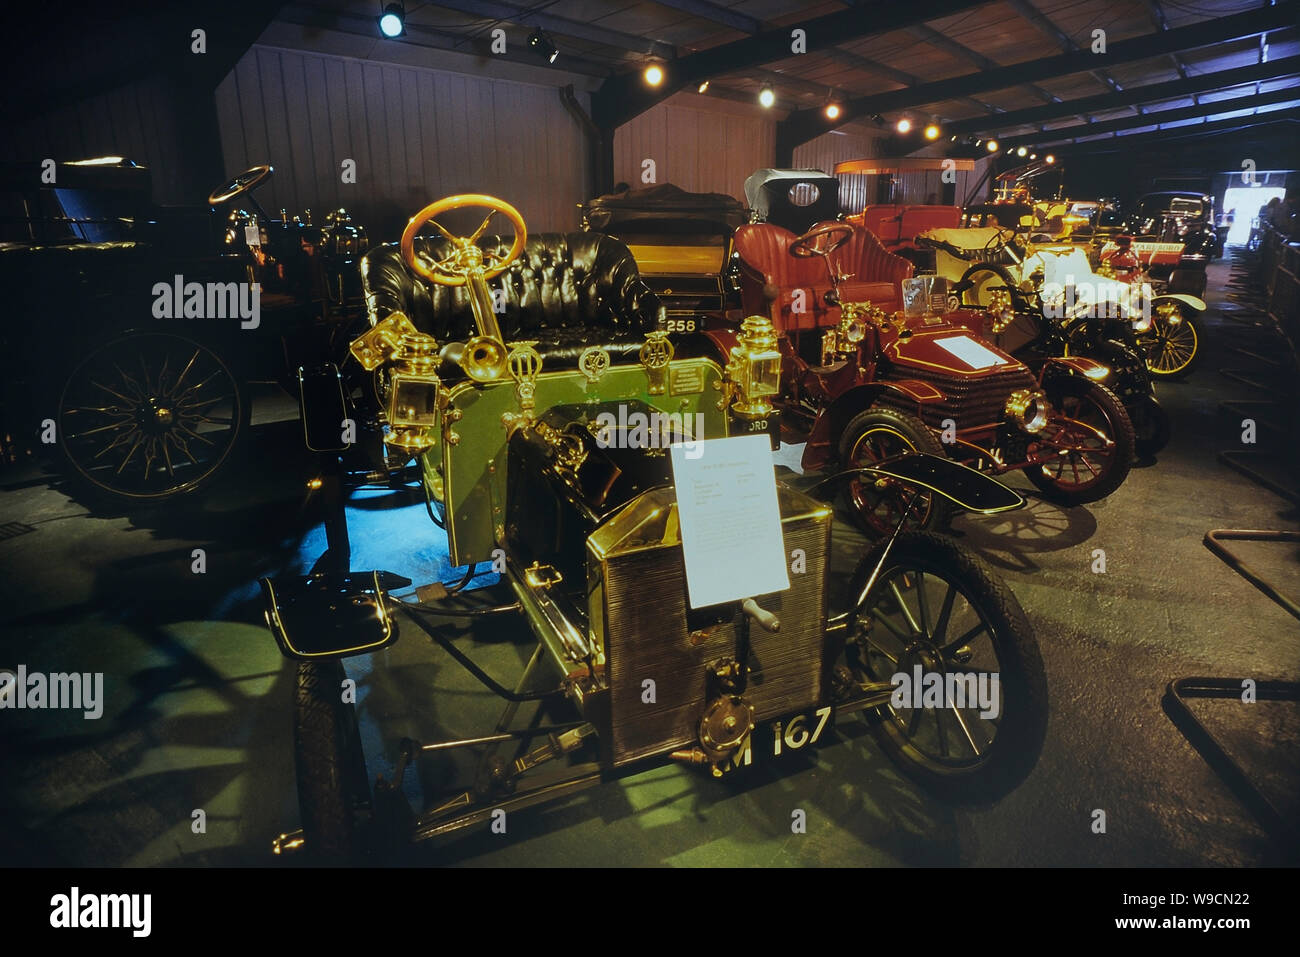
[613,94,776,201]
[214,44,592,240]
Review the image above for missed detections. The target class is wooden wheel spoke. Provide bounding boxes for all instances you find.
[93,429,138,459]
[888,578,922,635]
[90,379,136,405]
[115,434,145,473]
[67,419,134,440]
[175,422,216,446]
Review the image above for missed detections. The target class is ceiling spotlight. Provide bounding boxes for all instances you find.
[1016,146,1028,157]
[986,139,999,152]
[697,80,710,93]
[1030,153,1037,159]
[643,62,665,87]
[896,117,912,134]
[758,85,776,108]
[378,2,405,38]
[950,134,959,142]
[824,102,841,120]
[1045,154,1055,164]
[924,124,941,140]
[528,30,559,64]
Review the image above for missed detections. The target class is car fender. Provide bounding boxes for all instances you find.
[800,380,946,471]
[1044,355,1109,380]
[1152,293,1205,312]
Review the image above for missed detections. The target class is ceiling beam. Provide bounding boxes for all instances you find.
[1002,0,1125,98]
[589,0,997,129]
[647,0,760,35]
[775,1,1298,153]
[999,87,1300,146]
[940,55,1300,135]
[906,22,1063,122]
[1044,108,1300,153]
[428,0,676,59]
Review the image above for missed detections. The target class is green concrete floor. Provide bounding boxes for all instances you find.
[1,258,1297,867]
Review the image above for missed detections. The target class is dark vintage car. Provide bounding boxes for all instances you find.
[0,158,369,503]
[580,182,745,328]
[266,192,1050,863]
[1118,191,1221,296]
[744,168,840,234]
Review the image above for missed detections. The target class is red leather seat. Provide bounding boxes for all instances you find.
[861,205,903,245]
[733,221,912,333]
[899,205,961,242]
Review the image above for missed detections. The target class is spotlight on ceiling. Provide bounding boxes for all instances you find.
[643,62,665,87]
[1029,153,1037,160]
[824,102,841,120]
[697,80,710,93]
[896,117,912,134]
[924,123,941,140]
[1016,146,1028,157]
[950,134,959,142]
[758,85,776,108]
[974,138,983,147]
[378,2,404,38]
[1045,154,1055,164]
[986,139,999,152]
[528,31,559,64]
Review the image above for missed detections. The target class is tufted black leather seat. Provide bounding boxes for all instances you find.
[360,232,664,370]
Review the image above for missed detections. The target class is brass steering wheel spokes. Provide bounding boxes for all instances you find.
[208,164,273,206]
[400,194,527,288]
[790,222,855,260]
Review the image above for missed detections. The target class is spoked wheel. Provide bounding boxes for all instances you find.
[837,407,953,538]
[1136,303,1201,378]
[1025,376,1134,504]
[57,333,246,501]
[294,659,372,865]
[838,532,1047,801]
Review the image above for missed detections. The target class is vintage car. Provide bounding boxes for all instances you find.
[1117,191,1220,297]
[914,232,1170,453]
[744,168,840,234]
[265,193,1049,863]
[0,158,369,503]
[830,158,968,265]
[920,224,1207,379]
[580,182,745,327]
[725,220,1137,536]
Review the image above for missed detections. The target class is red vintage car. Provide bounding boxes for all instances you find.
[717,220,1136,534]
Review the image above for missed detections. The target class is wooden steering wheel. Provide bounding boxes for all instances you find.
[789,222,855,259]
[400,194,527,287]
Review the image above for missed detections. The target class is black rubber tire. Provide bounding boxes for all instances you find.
[836,406,954,538]
[1025,377,1135,505]
[1129,393,1171,459]
[845,532,1048,802]
[293,659,371,865]
[1137,304,1202,380]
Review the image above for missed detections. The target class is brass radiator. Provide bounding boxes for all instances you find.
[586,485,831,767]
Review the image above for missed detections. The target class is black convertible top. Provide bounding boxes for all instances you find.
[582,183,745,235]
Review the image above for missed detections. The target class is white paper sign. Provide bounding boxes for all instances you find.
[933,334,1007,370]
[670,434,790,609]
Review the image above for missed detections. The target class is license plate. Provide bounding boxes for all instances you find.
[718,705,835,772]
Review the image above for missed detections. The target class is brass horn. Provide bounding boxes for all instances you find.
[460,334,509,383]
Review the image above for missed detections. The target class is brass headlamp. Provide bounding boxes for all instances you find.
[350,311,447,453]
[1004,388,1049,434]
[720,315,781,419]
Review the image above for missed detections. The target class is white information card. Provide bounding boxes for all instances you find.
[670,434,790,609]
